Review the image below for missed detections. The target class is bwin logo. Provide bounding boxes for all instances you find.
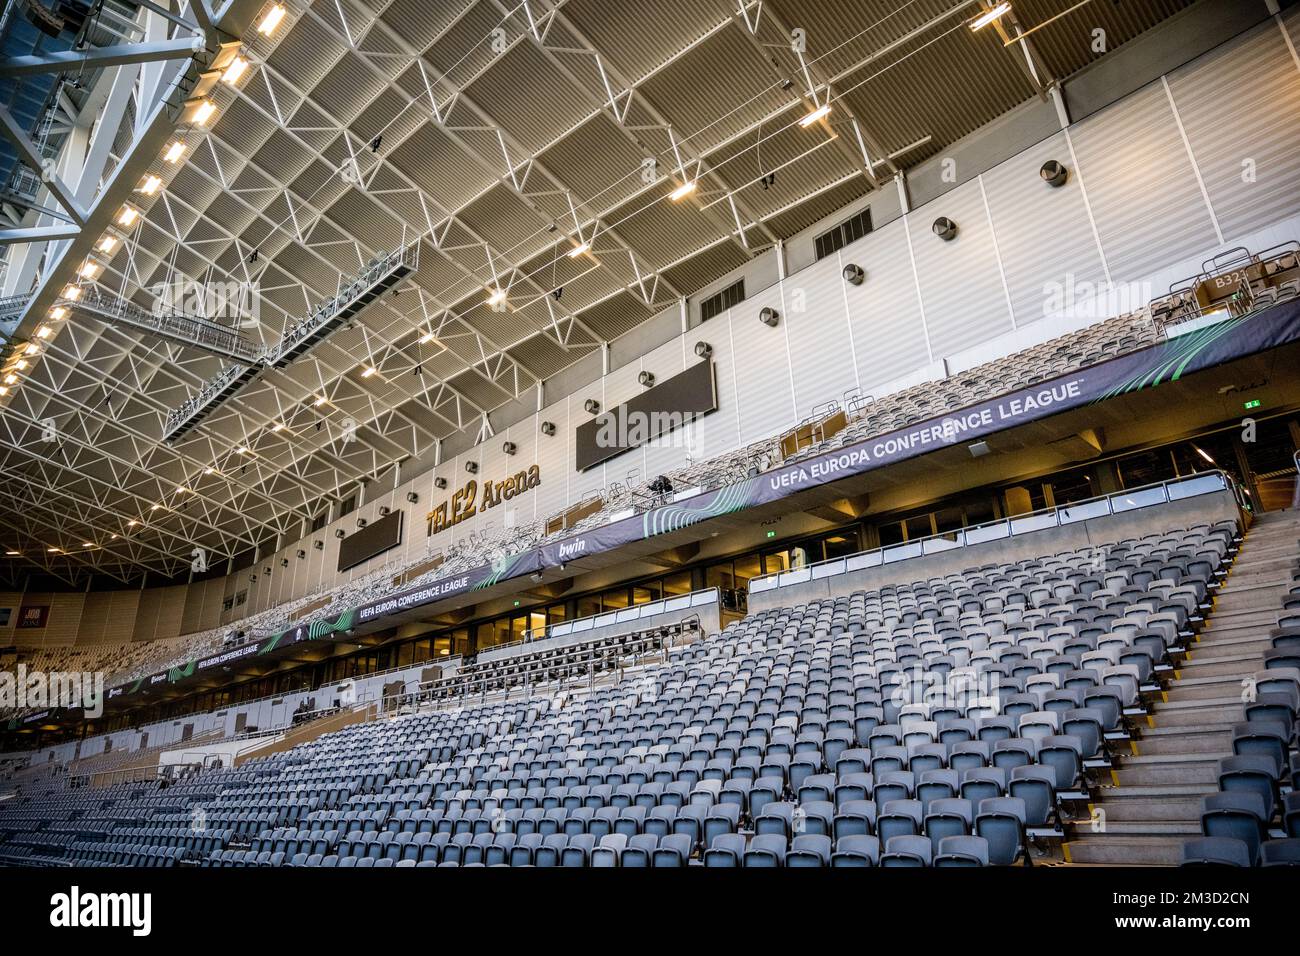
[50,886,152,937]
[558,540,587,560]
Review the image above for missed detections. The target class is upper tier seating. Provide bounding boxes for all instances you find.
[0,517,1236,867]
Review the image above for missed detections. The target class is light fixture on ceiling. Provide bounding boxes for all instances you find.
[97,235,118,254]
[204,467,216,475]
[257,4,287,35]
[163,141,185,163]
[1194,445,1215,465]
[189,100,217,126]
[36,326,52,339]
[139,174,162,195]
[567,241,590,258]
[49,306,67,320]
[221,56,249,86]
[271,422,284,432]
[117,206,138,227]
[4,374,19,385]
[361,366,377,378]
[486,288,507,307]
[23,343,39,356]
[314,396,327,407]
[127,520,139,527]
[669,180,697,201]
[79,261,101,279]
[970,3,1011,31]
[419,331,437,344]
[61,286,80,301]
[799,104,831,127]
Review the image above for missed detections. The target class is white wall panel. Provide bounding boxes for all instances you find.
[1168,25,1300,243]
[1068,82,1218,282]
[695,312,742,460]
[731,286,797,446]
[533,398,570,520]
[911,178,1015,356]
[782,256,859,416]
[568,392,606,502]
[981,131,1109,327]
[639,334,690,482]
[841,217,931,395]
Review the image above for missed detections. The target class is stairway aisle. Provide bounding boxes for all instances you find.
[1065,507,1299,865]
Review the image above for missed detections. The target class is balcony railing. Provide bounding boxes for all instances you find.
[750,471,1237,595]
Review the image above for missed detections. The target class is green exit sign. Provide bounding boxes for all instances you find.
[513,600,521,607]
[1243,399,1261,410]
[766,530,777,538]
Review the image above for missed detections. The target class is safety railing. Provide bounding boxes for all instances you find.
[269,240,419,367]
[1293,450,1300,511]
[750,470,1236,595]
[490,587,717,657]
[73,286,265,363]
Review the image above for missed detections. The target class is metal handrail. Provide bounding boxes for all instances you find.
[270,241,419,363]
[750,469,1237,594]
[1292,450,1300,511]
[73,286,264,363]
[497,586,718,653]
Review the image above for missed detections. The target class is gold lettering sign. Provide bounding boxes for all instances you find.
[426,465,540,536]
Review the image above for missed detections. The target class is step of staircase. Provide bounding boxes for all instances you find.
[1187,633,1274,654]
[1197,606,1283,630]
[1064,835,1191,866]
[1147,701,1244,726]
[1164,674,1253,701]
[1113,753,1226,786]
[1175,653,1266,679]
[1132,727,1231,755]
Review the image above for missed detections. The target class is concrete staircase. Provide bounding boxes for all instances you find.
[1064,507,1298,865]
